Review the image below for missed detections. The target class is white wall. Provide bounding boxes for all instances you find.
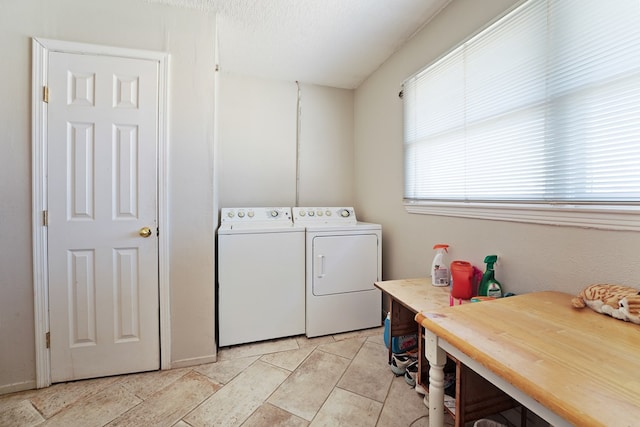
[355,0,640,295]
[218,76,354,208]
[0,0,216,392]
[217,74,298,207]
[297,83,354,207]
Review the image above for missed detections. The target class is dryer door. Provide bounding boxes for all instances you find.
[311,234,379,295]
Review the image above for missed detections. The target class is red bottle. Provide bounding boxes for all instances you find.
[450,260,475,299]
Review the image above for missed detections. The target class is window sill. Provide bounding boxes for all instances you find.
[404,201,640,232]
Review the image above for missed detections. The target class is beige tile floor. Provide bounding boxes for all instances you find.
[0,327,457,427]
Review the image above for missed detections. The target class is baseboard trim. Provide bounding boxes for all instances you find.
[170,354,217,369]
[0,380,37,396]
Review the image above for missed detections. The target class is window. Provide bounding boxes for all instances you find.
[403,0,640,230]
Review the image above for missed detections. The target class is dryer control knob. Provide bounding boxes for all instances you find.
[308,211,315,217]
[299,211,306,217]
[340,209,350,218]
[238,211,245,218]
[317,210,323,216]
[248,211,254,218]
[325,210,332,216]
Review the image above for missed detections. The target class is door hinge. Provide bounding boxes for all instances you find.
[45,332,50,349]
[43,86,49,103]
[43,210,48,226]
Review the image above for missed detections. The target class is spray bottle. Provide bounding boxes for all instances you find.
[477,255,503,297]
[431,244,450,287]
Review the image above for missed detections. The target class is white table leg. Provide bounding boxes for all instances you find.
[426,329,447,427]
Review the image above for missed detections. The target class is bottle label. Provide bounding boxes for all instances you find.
[433,267,449,286]
[487,282,502,297]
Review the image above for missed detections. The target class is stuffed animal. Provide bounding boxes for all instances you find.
[618,295,640,324]
[572,283,640,323]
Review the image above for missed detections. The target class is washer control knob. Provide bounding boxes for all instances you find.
[308,211,315,217]
[270,210,279,218]
[248,211,254,218]
[325,210,332,216]
[317,210,323,216]
[238,211,245,218]
[227,211,235,218]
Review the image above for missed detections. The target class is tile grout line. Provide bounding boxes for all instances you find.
[308,342,364,425]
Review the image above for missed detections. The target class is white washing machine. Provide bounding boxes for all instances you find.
[217,207,305,347]
[293,207,382,337]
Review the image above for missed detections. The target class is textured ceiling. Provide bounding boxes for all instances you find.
[146,0,451,89]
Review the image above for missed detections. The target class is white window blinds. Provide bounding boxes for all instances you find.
[403,0,640,204]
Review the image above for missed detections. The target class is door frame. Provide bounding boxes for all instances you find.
[31,37,171,388]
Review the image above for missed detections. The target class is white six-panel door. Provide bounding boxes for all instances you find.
[47,51,160,382]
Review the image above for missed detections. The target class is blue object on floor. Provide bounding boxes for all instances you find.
[384,313,418,353]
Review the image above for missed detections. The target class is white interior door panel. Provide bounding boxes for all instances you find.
[47,51,160,382]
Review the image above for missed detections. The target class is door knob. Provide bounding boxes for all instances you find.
[139,227,153,238]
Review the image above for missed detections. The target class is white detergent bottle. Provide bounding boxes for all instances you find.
[431,244,450,287]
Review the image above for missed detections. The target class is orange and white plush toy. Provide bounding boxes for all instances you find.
[618,295,640,324]
[572,283,640,324]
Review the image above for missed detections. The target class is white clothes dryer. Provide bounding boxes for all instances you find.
[217,207,305,347]
[293,207,382,337]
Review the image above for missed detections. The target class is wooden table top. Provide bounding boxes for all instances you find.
[374,277,466,313]
[416,291,640,427]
